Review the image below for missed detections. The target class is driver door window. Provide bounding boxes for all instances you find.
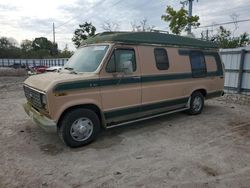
[106,49,136,73]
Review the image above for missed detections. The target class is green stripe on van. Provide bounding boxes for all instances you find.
[54,71,220,92]
[104,97,189,119]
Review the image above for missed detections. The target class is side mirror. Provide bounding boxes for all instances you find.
[121,61,133,75]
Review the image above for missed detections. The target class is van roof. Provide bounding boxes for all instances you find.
[83,32,218,49]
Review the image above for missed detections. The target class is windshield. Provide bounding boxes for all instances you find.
[63,45,109,73]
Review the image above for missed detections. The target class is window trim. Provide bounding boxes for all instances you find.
[105,48,137,73]
[189,50,207,78]
[154,48,170,71]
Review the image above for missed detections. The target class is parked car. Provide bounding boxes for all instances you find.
[46,66,62,72]
[23,32,224,147]
[32,65,48,73]
[27,65,48,75]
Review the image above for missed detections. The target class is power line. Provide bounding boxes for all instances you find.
[55,0,109,30]
[197,18,250,29]
[198,5,250,25]
[55,0,150,35]
[43,0,124,39]
[196,4,250,16]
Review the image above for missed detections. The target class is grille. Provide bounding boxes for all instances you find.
[23,86,43,109]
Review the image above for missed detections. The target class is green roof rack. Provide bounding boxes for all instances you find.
[83,32,218,49]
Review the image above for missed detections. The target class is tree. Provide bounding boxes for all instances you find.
[60,44,73,58]
[238,32,250,47]
[0,35,70,59]
[101,20,119,31]
[131,18,155,32]
[21,39,33,51]
[0,37,16,49]
[161,6,200,35]
[32,37,53,51]
[211,26,250,48]
[230,13,239,37]
[72,22,96,48]
[31,37,58,57]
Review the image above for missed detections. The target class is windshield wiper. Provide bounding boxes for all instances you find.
[64,67,77,74]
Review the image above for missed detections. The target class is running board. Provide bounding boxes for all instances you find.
[106,107,189,129]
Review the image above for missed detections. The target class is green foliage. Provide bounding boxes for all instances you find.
[0,37,15,49]
[0,37,73,59]
[32,37,53,51]
[161,6,200,35]
[211,26,250,48]
[60,44,73,58]
[21,40,32,52]
[72,22,96,48]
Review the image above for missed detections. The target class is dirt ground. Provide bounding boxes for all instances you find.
[0,76,250,188]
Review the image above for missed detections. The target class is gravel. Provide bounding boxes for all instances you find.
[0,76,250,188]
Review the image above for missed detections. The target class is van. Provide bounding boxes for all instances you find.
[23,32,224,147]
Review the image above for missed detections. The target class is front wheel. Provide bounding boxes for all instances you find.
[186,92,204,115]
[58,108,100,147]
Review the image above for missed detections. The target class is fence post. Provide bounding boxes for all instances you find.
[237,49,246,94]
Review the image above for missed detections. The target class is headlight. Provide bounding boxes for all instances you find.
[41,94,48,111]
[41,94,47,105]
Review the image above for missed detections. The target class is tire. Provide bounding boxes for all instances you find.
[186,91,204,115]
[58,108,100,148]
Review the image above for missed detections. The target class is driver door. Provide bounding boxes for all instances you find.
[99,46,142,124]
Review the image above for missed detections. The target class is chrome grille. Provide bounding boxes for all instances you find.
[23,86,43,109]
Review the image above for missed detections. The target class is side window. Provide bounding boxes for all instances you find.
[106,49,136,73]
[189,51,207,77]
[154,48,169,70]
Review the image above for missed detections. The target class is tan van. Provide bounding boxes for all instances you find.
[23,32,224,147]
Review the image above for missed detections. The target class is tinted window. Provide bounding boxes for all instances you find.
[189,51,207,77]
[154,48,169,70]
[106,49,136,72]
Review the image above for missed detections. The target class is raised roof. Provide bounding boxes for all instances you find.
[83,32,218,49]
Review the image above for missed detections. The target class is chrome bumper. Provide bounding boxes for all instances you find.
[23,102,57,133]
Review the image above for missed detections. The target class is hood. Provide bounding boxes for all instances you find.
[24,72,98,92]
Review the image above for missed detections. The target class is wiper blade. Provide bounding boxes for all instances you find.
[64,67,74,70]
[63,67,77,74]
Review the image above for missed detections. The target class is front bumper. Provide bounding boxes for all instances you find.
[23,102,57,133]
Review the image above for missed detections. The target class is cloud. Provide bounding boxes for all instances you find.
[0,0,250,50]
[0,4,18,11]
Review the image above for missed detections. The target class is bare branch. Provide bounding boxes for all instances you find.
[101,20,120,32]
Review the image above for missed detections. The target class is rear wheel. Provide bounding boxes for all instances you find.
[187,91,204,115]
[58,108,100,147]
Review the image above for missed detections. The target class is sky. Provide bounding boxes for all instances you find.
[0,0,250,51]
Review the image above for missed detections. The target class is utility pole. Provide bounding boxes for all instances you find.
[206,29,209,41]
[187,0,193,34]
[53,22,55,44]
[180,0,198,34]
[201,29,212,41]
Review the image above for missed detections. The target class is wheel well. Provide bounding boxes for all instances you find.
[193,89,207,97]
[57,104,104,129]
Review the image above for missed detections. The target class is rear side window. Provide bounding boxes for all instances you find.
[189,51,207,77]
[154,48,169,70]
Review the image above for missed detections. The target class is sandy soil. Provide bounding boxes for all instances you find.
[0,76,250,188]
[0,68,27,77]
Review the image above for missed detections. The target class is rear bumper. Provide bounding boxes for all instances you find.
[23,102,57,133]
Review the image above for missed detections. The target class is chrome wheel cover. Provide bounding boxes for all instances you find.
[70,117,94,142]
[193,96,202,112]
